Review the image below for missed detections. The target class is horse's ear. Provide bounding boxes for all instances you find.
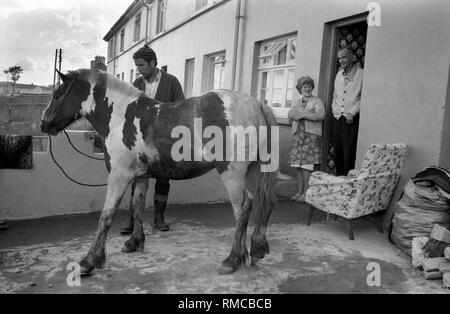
[56,69,71,85]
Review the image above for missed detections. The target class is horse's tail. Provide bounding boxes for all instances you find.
[253,102,278,231]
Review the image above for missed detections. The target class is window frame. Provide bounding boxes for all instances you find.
[209,53,226,90]
[257,35,297,117]
[120,29,125,52]
[156,0,167,34]
[184,58,195,98]
[134,12,141,42]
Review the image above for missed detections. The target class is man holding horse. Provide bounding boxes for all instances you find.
[120,44,185,234]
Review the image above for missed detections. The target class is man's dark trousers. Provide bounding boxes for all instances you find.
[332,115,359,176]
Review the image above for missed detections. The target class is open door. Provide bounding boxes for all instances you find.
[317,12,368,174]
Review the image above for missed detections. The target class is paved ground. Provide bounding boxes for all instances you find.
[0,200,448,294]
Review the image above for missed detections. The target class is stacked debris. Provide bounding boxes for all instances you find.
[390,166,450,255]
[412,224,450,288]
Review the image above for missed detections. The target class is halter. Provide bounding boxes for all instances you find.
[55,77,80,119]
[48,77,107,187]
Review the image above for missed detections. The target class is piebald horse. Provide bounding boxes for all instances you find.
[40,69,278,276]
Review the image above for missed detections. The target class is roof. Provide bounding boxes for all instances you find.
[103,0,143,41]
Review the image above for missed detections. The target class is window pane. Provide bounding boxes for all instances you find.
[287,68,295,89]
[275,45,287,65]
[213,64,224,89]
[289,39,296,60]
[272,89,283,107]
[273,70,284,89]
[286,89,293,108]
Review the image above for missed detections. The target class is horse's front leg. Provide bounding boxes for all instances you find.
[80,170,134,276]
[122,177,148,253]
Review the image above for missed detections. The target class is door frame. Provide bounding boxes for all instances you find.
[317,11,368,172]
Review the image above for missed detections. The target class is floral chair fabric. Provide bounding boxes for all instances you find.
[305,143,410,219]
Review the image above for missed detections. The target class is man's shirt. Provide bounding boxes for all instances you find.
[332,65,364,119]
[143,69,162,99]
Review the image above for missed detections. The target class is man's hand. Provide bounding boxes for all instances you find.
[343,112,354,124]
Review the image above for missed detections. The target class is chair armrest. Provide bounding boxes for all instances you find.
[309,171,348,185]
[347,169,359,179]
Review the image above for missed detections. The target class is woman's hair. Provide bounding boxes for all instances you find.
[296,76,315,90]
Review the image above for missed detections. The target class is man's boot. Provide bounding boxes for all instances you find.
[120,180,136,235]
[154,179,170,231]
[154,199,169,231]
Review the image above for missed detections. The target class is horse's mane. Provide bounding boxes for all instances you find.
[67,69,142,98]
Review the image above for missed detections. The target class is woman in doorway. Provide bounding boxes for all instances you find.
[288,76,325,202]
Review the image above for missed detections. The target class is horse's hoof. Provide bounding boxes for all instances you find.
[121,246,134,253]
[121,245,142,253]
[79,262,95,277]
[154,222,170,232]
[217,265,236,275]
[120,227,133,235]
[250,256,260,266]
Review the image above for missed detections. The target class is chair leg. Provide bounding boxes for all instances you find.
[345,219,355,240]
[307,205,315,226]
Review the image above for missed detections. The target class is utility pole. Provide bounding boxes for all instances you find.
[53,49,58,91]
[58,48,62,87]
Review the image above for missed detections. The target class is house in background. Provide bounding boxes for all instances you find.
[103,0,450,223]
[90,56,107,72]
[0,82,53,96]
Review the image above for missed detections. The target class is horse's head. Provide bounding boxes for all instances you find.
[40,70,91,135]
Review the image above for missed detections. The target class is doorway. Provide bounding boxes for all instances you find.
[318,12,368,174]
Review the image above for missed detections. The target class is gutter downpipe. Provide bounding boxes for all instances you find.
[231,0,245,91]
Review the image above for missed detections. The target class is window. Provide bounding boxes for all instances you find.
[108,38,115,60]
[130,69,134,83]
[156,0,167,34]
[134,13,141,42]
[195,0,208,10]
[206,53,226,90]
[257,35,296,116]
[184,58,195,98]
[120,29,125,52]
[121,72,125,81]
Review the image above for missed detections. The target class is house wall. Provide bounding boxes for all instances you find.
[0,131,228,220]
[239,0,450,222]
[357,0,450,221]
[103,0,450,224]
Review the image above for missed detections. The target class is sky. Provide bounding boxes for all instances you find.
[0,0,133,86]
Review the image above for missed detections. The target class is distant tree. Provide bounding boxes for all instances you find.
[3,65,23,94]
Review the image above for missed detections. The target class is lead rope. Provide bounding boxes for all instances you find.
[48,133,107,187]
[63,130,105,161]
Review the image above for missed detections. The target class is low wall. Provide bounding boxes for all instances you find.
[0,95,92,135]
[0,131,228,220]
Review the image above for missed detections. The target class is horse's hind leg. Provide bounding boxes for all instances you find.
[218,163,252,275]
[80,171,132,275]
[122,178,147,253]
[250,172,276,266]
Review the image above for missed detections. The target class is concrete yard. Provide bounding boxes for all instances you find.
[0,200,448,294]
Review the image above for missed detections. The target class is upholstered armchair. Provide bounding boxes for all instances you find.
[305,143,410,240]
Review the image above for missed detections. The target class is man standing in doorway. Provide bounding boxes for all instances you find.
[331,48,364,176]
[121,44,185,234]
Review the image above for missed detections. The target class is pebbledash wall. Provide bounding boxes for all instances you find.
[0,131,228,220]
[105,0,450,224]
